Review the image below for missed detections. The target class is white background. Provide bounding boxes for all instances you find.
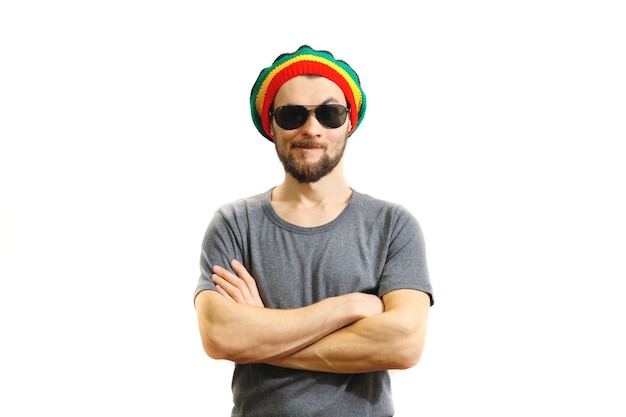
[1,1,625,415]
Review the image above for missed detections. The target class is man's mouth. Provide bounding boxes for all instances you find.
[293,140,324,150]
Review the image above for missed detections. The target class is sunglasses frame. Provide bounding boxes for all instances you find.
[270,104,350,130]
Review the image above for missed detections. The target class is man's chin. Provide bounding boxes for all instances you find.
[285,164,329,183]
[280,151,341,183]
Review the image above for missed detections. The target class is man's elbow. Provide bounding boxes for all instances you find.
[200,330,258,363]
[390,328,426,369]
[201,337,228,361]
[196,292,249,362]
[200,333,244,362]
[393,342,424,369]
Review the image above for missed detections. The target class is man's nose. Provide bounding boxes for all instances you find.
[300,109,323,134]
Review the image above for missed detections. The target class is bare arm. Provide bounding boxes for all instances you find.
[195,261,384,364]
[209,260,430,373]
[267,289,430,373]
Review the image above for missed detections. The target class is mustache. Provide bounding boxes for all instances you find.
[292,139,325,149]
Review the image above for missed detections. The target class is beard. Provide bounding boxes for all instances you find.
[276,138,347,183]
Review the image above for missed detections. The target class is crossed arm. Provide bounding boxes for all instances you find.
[195,260,430,374]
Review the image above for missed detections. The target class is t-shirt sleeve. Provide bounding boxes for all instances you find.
[377,206,434,306]
[193,207,245,303]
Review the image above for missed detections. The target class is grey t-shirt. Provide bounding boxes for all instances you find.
[195,189,433,417]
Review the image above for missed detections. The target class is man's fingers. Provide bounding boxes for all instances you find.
[231,260,264,307]
[212,274,246,303]
[231,260,260,288]
[215,284,235,302]
[212,262,265,307]
[212,265,239,283]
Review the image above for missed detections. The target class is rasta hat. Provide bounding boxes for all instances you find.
[250,45,367,142]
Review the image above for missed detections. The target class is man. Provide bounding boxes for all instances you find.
[194,45,434,416]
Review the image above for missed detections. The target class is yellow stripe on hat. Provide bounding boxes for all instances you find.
[255,54,363,116]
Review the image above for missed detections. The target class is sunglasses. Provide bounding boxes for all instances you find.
[270,104,350,130]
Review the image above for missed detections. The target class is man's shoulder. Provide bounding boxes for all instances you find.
[351,190,413,217]
[218,189,271,213]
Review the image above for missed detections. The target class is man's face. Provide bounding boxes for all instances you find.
[271,76,351,183]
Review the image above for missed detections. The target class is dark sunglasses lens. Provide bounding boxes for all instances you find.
[315,105,347,128]
[273,105,349,130]
[273,106,308,130]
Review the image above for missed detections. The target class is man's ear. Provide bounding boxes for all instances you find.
[268,109,274,137]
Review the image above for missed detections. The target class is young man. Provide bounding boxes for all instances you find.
[194,45,434,416]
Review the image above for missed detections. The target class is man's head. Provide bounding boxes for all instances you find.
[250,45,367,142]
[270,74,350,183]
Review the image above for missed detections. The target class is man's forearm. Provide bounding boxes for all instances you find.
[195,290,383,364]
[265,290,430,373]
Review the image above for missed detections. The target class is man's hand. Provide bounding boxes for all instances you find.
[199,260,396,367]
[212,260,265,307]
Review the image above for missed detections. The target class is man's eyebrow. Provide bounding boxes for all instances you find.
[321,97,341,105]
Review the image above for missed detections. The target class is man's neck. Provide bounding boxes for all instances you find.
[270,173,352,227]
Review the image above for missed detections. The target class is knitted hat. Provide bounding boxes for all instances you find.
[250,45,367,142]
